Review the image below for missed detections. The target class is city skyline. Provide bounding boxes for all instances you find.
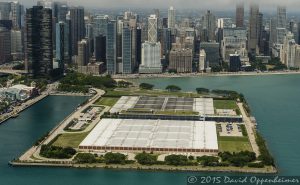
[15,0,300,11]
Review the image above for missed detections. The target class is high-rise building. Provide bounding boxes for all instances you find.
[236,2,244,28]
[199,49,206,71]
[276,6,287,44]
[161,28,171,57]
[94,35,106,62]
[26,6,53,77]
[202,10,216,42]
[55,21,65,71]
[168,6,175,29]
[106,20,117,75]
[229,54,241,72]
[248,4,259,54]
[93,14,109,37]
[0,2,11,20]
[294,45,300,68]
[11,29,23,59]
[77,39,89,66]
[70,7,85,56]
[281,32,295,68]
[0,27,11,64]
[169,48,193,73]
[277,6,287,28]
[200,42,220,66]
[139,41,162,73]
[269,17,277,48]
[10,1,22,29]
[136,27,142,65]
[57,4,68,22]
[122,27,132,74]
[148,14,158,43]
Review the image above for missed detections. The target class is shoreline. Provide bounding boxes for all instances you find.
[112,71,300,79]
[12,88,276,174]
[9,161,278,174]
[0,93,49,125]
[0,92,91,125]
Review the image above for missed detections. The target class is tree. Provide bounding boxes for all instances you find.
[135,152,157,165]
[196,88,210,94]
[166,85,181,92]
[40,145,76,159]
[139,83,154,90]
[197,155,219,166]
[165,155,188,166]
[117,81,132,88]
[74,153,97,163]
[104,152,126,164]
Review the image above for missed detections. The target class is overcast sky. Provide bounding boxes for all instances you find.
[19,0,300,11]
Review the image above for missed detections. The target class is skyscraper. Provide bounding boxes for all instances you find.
[56,21,65,71]
[139,41,162,73]
[169,48,193,73]
[106,20,117,75]
[148,14,158,43]
[236,2,244,28]
[277,6,287,28]
[93,14,109,37]
[10,1,22,29]
[94,35,106,62]
[248,4,259,54]
[122,26,132,74]
[161,28,171,57]
[70,7,85,56]
[276,6,287,44]
[0,27,11,64]
[77,39,89,66]
[202,10,216,42]
[168,6,175,29]
[11,29,23,60]
[199,49,206,71]
[26,6,53,77]
[0,2,11,20]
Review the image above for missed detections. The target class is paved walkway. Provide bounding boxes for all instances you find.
[237,103,260,156]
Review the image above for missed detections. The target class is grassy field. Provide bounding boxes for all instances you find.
[52,132,89,148]
[214,100,239,110]
[94,97,119,107]
[218,136,252,152]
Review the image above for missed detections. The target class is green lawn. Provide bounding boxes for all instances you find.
[214,100,239,110]
[218,136,252,152]
[94,97,119,107]
[52,132,89,148]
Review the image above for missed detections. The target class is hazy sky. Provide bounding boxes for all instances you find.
[18,0,300,11]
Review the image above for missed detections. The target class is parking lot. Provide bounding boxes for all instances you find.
[217,123,243,137]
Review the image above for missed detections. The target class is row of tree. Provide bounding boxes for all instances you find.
[40,145,76,159]
[58,72,116,92]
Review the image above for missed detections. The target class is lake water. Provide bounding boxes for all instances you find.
[0,75,299,185]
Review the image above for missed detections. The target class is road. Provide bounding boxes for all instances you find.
[0,69,26,76]
[237,103,260,156]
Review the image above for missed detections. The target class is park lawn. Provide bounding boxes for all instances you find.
[52,132,89,148]
[214,100,239,110]
[218,136,252,153]
[94,97,119,107]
